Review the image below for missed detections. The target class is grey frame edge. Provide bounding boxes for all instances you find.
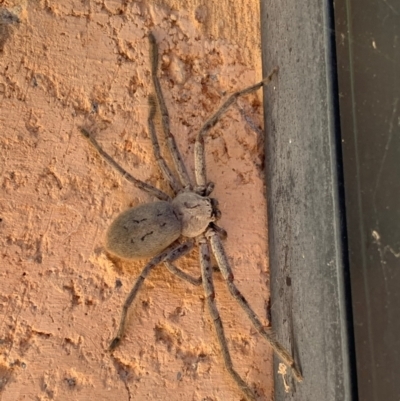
[260,0,353,400]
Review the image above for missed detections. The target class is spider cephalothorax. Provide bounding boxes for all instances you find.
[80,33,301,401]
[172,191,219,237]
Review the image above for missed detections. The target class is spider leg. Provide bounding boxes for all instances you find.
[149,33,192,189]
[206,228,303,382]
[148,95,181,194]
[209,222,227,240]
[164,261,202,286]
[198,235,257,401]
[194,67,278,187]
[109,240,194,351]
[80,128,170,201]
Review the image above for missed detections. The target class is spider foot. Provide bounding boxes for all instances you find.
[108,336,121,351]
[79,127,91,138]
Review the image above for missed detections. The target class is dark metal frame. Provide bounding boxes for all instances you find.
[262,0,400,399]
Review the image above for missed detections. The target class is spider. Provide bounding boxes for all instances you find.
[79,33,302,401]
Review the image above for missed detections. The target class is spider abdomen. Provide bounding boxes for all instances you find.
[105,201,182,259]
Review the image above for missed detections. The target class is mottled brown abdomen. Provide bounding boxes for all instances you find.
[105,201,182,259]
